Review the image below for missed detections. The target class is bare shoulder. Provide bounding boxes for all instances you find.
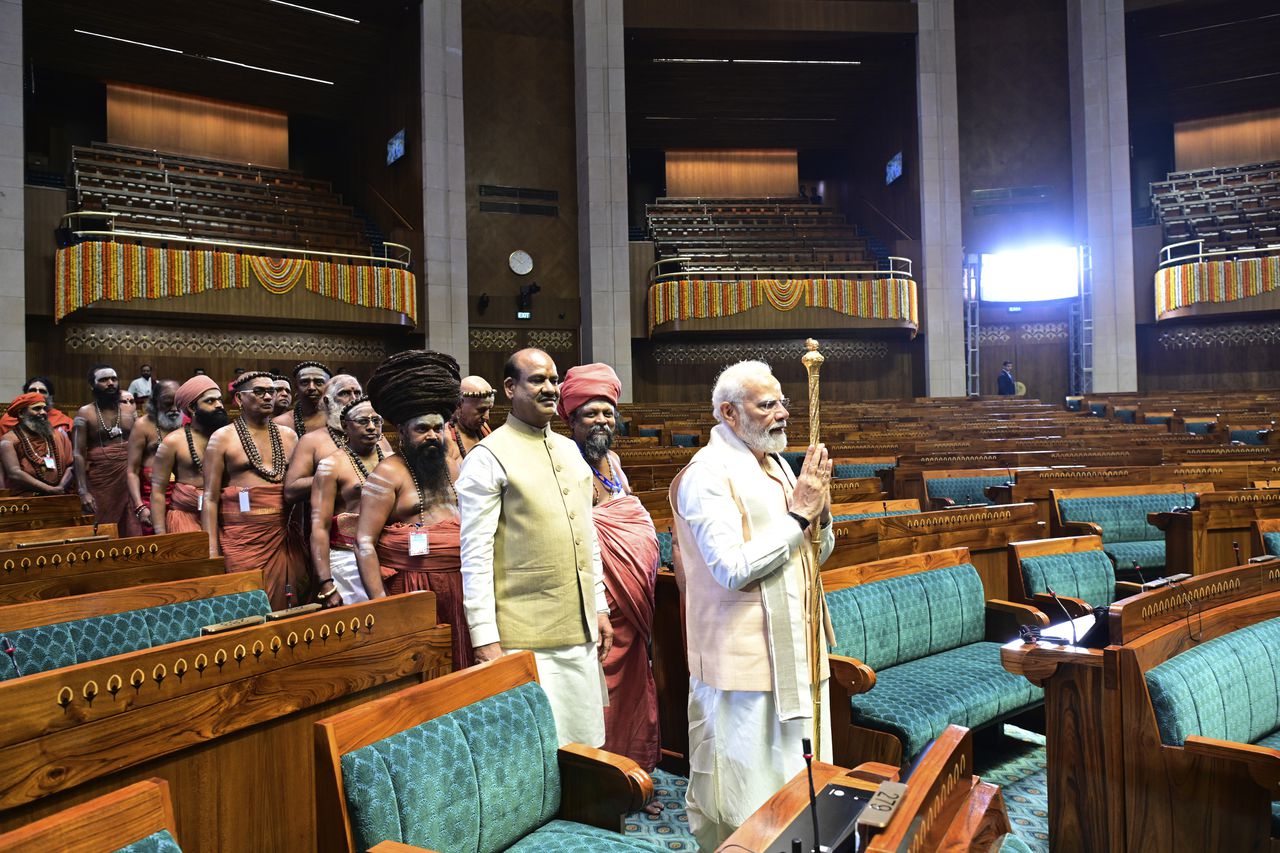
[207,423,238,451]
[0,431,16,446]
[73,403,94,420]
[159,428,186,451]
[271,412,294,429]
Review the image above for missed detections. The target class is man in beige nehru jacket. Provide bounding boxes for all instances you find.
[456,348,613,746]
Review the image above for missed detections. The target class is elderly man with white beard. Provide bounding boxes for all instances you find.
[668,359,835,851]
[0,393,74,496]
[283,374,381,506]
[127,379,182,534]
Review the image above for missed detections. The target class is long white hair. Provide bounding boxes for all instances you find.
[711,360,773,422]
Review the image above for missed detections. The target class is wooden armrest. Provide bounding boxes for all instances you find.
[1030,592,1091,620]
[1184,736,1280,796]
[830,653,877,695]
[1060,521,1104,538]
[558,743,652,830]
[1114,581,1144,598]
[847,761,900,784]
[369,842,436,853]
[986,599,1048,640]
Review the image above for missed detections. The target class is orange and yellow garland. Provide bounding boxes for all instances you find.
[1156,254,1280,319]
[55,241,417,322]
[648,278,918,333]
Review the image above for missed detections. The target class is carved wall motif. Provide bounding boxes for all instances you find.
[528,330,575,351]
[978,326,1012,344]
[63,324,388,361]
[469,329,519,352]
[1018,322,1068,342]
[1156,321,1280,349]
[651,339,888,365]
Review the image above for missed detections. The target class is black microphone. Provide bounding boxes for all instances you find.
[2,637,22,678]
[1045,587,1078,646]
[1233,541,1242,565]
[802,736,821,853]
[882,501,889,517]
[1132,560,1148,587]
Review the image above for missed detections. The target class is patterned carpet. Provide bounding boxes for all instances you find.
[624,769,696,851]
[977,725,1050,853]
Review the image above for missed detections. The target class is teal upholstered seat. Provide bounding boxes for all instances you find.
[1102,541,1167,572]
[925,476,1008,506]
[339,681,662,853]
[0,590,270,681]
[998,834,1034,853]
[1066,398,1082,412]
[1145,415,1170,425]
[656,531,673,567]
[1089,403,1107,416]
[834,462,894,480]
[1020,549,1117,606]
[826,562,1042,761]
[1264,532,1280,556]
[1185,421,1213,435]
[1058,491,1196,572]
[1115,409,1137,423]
[833,510,918,522]
[671,434,697,448]
[112,829,183,853]
[637,427,660,438]
[781,451,806,475]
[1230,429,1266,445]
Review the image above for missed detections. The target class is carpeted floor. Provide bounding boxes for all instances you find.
[977,725,1050,853]
[624,768,696,850]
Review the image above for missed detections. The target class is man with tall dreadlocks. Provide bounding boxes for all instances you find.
[273,361,331,436]
[127,379,181,534]
[457,348,612,746]
[354,350,470,669]
[203,370,305,609]
[150,375,227,535]
[73,364,143,535]
[310,396,389,607]
[0,393,74,496]
[446,375,495,465]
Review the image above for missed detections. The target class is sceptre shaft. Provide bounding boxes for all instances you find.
[800,338,825,759]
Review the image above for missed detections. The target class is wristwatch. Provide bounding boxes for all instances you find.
[787,511,811,532]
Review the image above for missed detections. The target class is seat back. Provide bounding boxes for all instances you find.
[826,562,986,671]
[1144,616,1280,746]
[1058,490,1200,543]
[1020,548,1116,606]
[0,778,181,852]
[923,472,1010,506]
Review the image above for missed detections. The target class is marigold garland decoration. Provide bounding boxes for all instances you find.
[55,241,417,323]
[648,278,918,334]
[1156,254,1280,319]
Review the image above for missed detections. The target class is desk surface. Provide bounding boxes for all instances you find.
[718,762,879,853]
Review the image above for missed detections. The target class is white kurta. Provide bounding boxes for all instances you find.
[328,548,368,605]
[676,439,835,852]
[456,442,610,747]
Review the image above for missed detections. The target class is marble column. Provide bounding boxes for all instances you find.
[421,0,470,374]
[1068,0,1137,392]
[0,0,24,388]
[917,0,966,397]
[573,0,632,400]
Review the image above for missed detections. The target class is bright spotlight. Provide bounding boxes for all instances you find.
[979,245,1080,302]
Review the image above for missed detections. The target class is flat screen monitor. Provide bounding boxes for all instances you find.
[979,245,1080,302]
[885,151,903,185]
[387,129,406,166]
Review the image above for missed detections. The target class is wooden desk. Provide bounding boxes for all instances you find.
[1149,488,1280,575]
[718,762,878,853]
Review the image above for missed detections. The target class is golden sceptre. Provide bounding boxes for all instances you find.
[801,338,825,758]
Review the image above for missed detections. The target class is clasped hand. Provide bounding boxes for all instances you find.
[789,443,832,524]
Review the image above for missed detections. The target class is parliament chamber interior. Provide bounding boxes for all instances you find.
[3,0,1280,851]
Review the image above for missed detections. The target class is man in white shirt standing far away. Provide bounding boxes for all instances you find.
[127,363,153,415]
[456,347,613,746]
[669,359,835,851]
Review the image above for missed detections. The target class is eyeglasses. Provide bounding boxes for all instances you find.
[348,416,384,428]
[754,397,790,413]
[241,387,277,399]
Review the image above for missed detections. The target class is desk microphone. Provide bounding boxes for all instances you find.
[803,737,821,853]
[285,584,295,607]
[882,501,889,517]
[1233,541,1242,565]
[1045,587,1078,646]
[1132,560,1148,587]
[2,637,21,678]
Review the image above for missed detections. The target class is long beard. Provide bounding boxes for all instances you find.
[402,439,450,496]
[742,419,787,455]
[324,402,344,431]
[92,387,121,406]
[581,425,613,464]
[21,415,52,438]
[156,411,183,432]
[194,408,230,432]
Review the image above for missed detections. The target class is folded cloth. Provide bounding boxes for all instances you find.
[138,465,174,536]
[329,548,369,605]
[219,483,308,609]
[166,481,204,534]
[330,511,358,550]
[378,517,471,670]
[87,443,143,537]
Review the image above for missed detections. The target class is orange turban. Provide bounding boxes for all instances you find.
[6,392,46,419]
[175,375,220,414]
[556,363,621,422]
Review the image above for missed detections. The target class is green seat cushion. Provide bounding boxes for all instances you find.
[656,531,673,567]
[1145,415,1170,425]
[1145,616,1280,747]
[827,563,986,671]
[849,642,1043,761]
[506,820,666,852]
[998,834,1034,853]
[1115,409,1137,423]
[834,462,893,479]
[1230,429,1266,445]
[1264,532,1280,557]
[1102,541,1166,573]
[1020,550,1116,606]
[1258,731,1280,835]
[1066,399,1082,412]
[833,510,918,522]
[672,434,697,448]
[1185,421,1212,435]
[1058,492,1195,544]
[925,476,1007,506]
[781,451,805,475]
[0,622,79,680]
[111,829,183,853]
[638,428,660,438]
[67,609,153,662]
[1089,403,1107,416]
[340,681,562,853]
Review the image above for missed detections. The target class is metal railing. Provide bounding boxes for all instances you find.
[1159,238,1280,268]
[60,211,412,268]
[648,254,913,285]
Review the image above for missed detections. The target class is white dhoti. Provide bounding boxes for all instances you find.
[685,675,831,852]
[329,548,369,605]
[516,641,608,747]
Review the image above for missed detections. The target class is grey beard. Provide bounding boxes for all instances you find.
[156,411,183,432]
[742,420,787,455]
[581,427,613,464]
[21,415,52,438]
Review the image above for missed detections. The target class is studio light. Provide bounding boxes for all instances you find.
[979,245,1081,302]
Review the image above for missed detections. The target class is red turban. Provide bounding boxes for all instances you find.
[176,375,220,414]
[556,363,621,422]
[5,392,46,419]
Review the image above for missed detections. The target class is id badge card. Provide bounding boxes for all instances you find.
[42,456,56,470]
[198,493,204,511]
[238,489,251,512]
[409,531,430,556]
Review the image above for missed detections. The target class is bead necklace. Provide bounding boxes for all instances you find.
[448,421,467,459]
[234,417,286,483]
[16,427,64,484]
[292,405,308,436]
[405,459,457,526]
[184,425,203,474]
[590,454,624,495]
[327,425,348,448]
[94,402,122,440]
[344,443,386,485]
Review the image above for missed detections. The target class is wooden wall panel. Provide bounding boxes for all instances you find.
[1137,319,1280,393]
[106,83,288,168]
[665,150,799,198]
[977,300,1072,402]
[1174,107,1280,171]
[23,187,65,317]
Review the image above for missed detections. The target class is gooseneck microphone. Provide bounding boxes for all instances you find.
[1233,541,1242,565]
[1132,560,1148,587]
[2,637,21,678]
[1045,586,1078,646]
[803,736,822,853]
